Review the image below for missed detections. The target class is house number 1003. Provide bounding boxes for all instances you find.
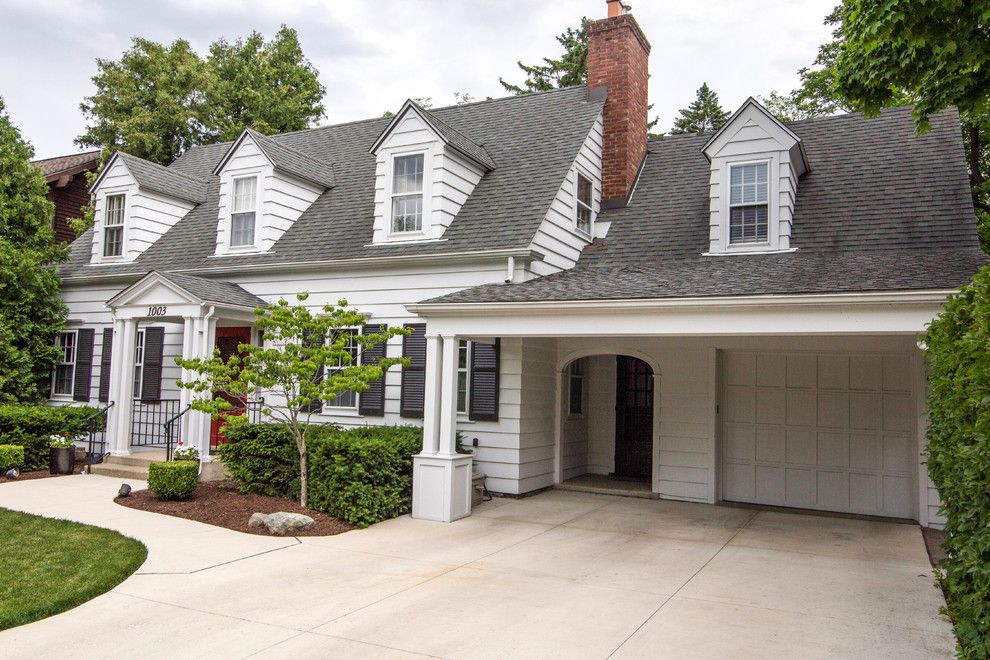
[147,306,167,317]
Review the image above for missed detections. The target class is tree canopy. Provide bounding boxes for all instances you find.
[77,26,325,165]
[499,19,590,94]
[670,83,730,134]
[0,98,68,402]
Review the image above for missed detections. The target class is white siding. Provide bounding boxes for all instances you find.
[527,112,604,277]
[371,110,485,244]
[91,160,195,264]
[214,135,324,255]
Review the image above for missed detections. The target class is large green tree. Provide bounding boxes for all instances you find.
[670,83,730,135]
[0,99,68,402]
[203,26,325,142]
[77,26,325,165]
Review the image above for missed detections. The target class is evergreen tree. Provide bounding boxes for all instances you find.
[0,99,68,402]
[670,83,730,134]
[500,20,589,94]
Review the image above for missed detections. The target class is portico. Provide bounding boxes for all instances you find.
[102,271,265,459]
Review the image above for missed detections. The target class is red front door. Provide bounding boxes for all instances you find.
[210,327,252,452]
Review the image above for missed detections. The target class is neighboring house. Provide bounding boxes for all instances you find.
[32,149,101,244]
[52,1,985,526]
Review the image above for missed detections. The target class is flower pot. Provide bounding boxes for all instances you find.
[49,447,75,475]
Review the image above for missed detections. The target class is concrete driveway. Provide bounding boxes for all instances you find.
[0,475,954,659]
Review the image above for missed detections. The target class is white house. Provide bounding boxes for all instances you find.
[52,1,986,526]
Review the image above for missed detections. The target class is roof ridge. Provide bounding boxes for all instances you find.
[31,149,101,164]
[249,128,333,166]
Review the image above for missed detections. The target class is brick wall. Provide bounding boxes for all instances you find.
[48,173,89,243]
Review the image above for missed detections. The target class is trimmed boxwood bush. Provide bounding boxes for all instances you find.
[216,423,315,498]
[0,444,24,472]
[924,266,990,657]
[308,426,423,527]
[147,461,198,500]
[0,404,98,471]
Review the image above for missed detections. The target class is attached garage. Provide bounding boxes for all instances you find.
[720,351,917,519]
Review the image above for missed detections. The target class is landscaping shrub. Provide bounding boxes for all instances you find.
[147,461,198,500]
[0,445,24,472]
[924,266,990,657]
[217,423,312,498]
[0,404,98,470]
[308,426,423,527]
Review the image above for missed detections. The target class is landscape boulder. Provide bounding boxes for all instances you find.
[5,468,18,480]
[248,512,268,529]
[263,511,315,535]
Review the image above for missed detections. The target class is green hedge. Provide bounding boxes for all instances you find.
[0,404,98,471]
[0,445,24,472]
[217,423,423,527]
[309,426,423,527]
[147,461,198,500]
[924,266,990,658]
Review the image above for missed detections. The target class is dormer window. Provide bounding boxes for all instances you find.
[576,172,593,235]
[728,162,769,245]
[230,176,257,247]
[391,154,425,233]
[103,194,125,257]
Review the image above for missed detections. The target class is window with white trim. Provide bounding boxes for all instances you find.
[568,358,585,416]
[52,331,77,396]
[576,173,593,235]
[230,176,258,247]
[391,153,425,233]
[326,328,359,408]
[728,162,769,244]
[457,340,470,414]
[103,194,125,257]
[132,329,145,399]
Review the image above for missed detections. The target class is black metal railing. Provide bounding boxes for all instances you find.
[163,404,191,461]
[130,399,182,448]
[85,401,114,474]
[209,398,265,454]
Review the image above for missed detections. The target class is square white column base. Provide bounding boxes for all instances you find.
[412,453,473,522]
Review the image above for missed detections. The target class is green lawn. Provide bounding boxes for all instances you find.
[0,508,147,630]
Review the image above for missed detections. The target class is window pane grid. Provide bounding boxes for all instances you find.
[232,177,257,213]
[576,174,593,234]
[52,332,76,396]
[391,154,424,233]
[231,212,256,247]
[457,340,470,414]
[133,330,145,399]
[729,163,769,245]
[327,329,359,408]
[104,194,125,257]
[568,358,585,415]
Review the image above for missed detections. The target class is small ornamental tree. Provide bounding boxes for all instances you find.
[175,294,408,507]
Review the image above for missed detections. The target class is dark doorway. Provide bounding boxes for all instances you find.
[614,355,654,482]
[210,326,252,452]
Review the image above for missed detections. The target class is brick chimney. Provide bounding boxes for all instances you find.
[587,0,651,207]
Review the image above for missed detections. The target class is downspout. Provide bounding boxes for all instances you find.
[197,305,216,477]
[505,256,515,283]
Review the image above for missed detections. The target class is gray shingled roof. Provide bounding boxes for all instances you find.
[155,271,265,308]
[114,153,208,204]
[62,86,604,280]
[32,150,101,179]
[239,128,335,188]
[426,106,986,304]
[411,102,497,170]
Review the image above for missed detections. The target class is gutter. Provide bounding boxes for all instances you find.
[407,289,959,317]
[61,247,545,286]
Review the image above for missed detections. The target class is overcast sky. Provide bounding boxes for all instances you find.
[0,0,836,160]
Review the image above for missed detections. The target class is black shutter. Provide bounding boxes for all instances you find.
[469,339,500,421]
[302,329,324,414]
[400,323,426,419]
[73,329,95,402]
[141,327,164,403]
[98,328,113,402]
[359,324,387,416]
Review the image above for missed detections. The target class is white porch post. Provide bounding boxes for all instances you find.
[186,310,218,459]
[412,334,473,521]
[105,317,137,455]
[178,316,196,447]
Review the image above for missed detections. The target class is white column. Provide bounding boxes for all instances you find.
[178,316,196,447]
[412,334,473,522]
[187,310,218,459]
[105,317,137,455]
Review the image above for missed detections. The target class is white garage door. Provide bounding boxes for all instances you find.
[720,351,917,519]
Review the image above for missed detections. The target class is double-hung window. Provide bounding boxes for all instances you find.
[103,194,125,257]
[52,331,77,396]
[576,173,593,235]
[326,329,359,408]
[457,340,471,414]
[132,330,145,399]
[230,176,257,247]
[391,154,424,233]
[568,358,585,416]
[728,162,769,244]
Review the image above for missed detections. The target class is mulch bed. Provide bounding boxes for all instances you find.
[0,459,87,484]
[115,480,353,537]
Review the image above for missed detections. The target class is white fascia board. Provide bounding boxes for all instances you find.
[408,290,957,338]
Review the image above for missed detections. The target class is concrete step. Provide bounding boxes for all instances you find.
[105,451,168,467]
[89,462,150,480]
